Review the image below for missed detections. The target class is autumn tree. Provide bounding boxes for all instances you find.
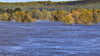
[29,9,42,20]
[61,13,74,24]
[92,9,100,24]
[11,11,25,22]
[79,9,93,25]
[6,8,13,14]
[71,9,80,23]
[23,13,36,23]
[0,12,10,21]
[51,10,67,21]
[41,10,51,21]
[11,11,36,23]
[72,9,94,25]
[14,8,22,12]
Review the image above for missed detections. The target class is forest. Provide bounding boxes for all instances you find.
[0,8,100,25]
[0,1,100,25]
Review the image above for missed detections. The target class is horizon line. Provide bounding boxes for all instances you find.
[0,0,78,3]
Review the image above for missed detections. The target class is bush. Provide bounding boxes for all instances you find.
[51,10,67,21]
[72,9,94,25]
[23,13,36,23]
[14,8,22,12]
[0,8,100,24]
[61,14,74,24]
[30,9,42,20]
[0,12,10,21]
[11,11,36,23]
[6,8,13,14]
[41,10,51,20]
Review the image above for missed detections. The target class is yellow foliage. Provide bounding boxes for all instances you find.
[41,10,51,20]
[51,10,67,21]
[0,13,10,21]
[12,11,36,23]
[72,9,94,25]
[62,14,74,24]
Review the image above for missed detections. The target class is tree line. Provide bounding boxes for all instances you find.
[0,8,100,25]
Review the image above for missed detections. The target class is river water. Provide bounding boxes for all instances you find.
[0,21,100,56]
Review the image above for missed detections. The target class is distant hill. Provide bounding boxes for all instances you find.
[0,1,99,11]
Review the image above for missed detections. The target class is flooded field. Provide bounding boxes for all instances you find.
[0,21,100,56]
